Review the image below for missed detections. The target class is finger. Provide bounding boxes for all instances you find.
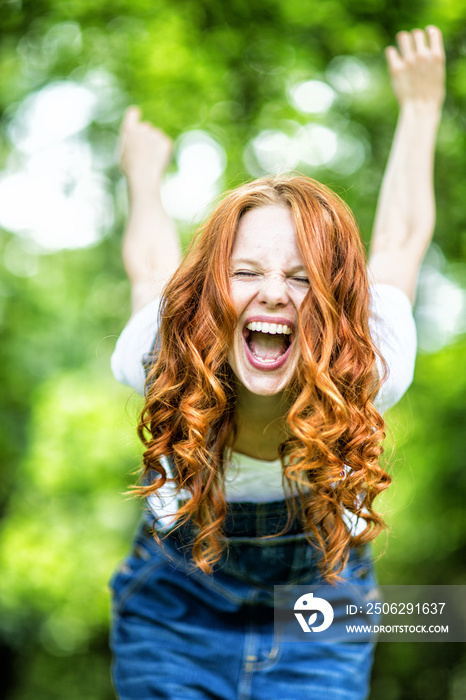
[385,45,404,73]
[123,105,141,128]
[412,28,428,55]
[396,30,415,61]
[426,25,445,59]
[119,107,141,158]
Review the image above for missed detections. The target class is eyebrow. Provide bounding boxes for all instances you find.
[230,258,261,267]
[230,258,308,274]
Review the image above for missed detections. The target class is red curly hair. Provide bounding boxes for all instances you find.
[137,175,389,582]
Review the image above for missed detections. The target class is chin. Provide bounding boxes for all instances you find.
[244,382,285,397]
[233,365,292,397]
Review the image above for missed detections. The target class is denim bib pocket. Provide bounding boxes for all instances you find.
[214,532,322,588]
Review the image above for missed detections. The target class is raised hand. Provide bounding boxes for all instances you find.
[368,26,445,303]
[118,107,181,315]
[119,106,173,196]
[385,26,445,108]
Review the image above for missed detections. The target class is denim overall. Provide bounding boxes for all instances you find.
[109,497,377,700]
[109,342,377,699]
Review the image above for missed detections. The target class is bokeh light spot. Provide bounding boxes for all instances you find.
[296,124,338,167]
[161,131,226,222]
[288,80,336,114]
[326,56,371,95]
[7,82,96,153]
[244,129,299,176]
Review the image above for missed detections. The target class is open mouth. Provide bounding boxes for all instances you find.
[242,320,294,369]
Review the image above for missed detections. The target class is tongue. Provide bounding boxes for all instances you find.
[248,331,288,362]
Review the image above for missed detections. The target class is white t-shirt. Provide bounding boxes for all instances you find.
[111,283,416,529]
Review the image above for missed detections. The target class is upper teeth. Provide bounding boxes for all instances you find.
[246,321,292,335]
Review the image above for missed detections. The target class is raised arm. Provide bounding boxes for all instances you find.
[119,107,182,316]
[368,26,445,303]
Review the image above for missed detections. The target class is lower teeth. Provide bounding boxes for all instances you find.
[252,353,282,363]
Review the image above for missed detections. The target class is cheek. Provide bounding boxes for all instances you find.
[226,347,240,383]
[293,287,309,308]
[289,290,308,324]
[229,282,254,318]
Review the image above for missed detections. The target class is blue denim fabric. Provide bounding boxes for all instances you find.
[109,500,377,700]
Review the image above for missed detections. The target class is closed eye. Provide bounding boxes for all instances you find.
[290,276,309,285]
[231,270,260,278]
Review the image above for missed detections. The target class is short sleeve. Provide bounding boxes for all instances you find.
[369,284,417,412]
[110,298,161,395]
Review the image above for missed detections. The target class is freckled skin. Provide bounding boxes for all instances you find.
[228,204,309,398]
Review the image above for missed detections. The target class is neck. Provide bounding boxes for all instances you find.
[231,384,291,460]
[236,384,288,423]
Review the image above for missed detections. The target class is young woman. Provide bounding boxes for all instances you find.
[109,27,445,700]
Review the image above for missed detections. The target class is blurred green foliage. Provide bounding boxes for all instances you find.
[0,0,465,698]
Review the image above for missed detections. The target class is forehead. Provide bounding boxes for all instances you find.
[232,204,301,263]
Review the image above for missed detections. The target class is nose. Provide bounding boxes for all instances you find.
[256,273,289,308]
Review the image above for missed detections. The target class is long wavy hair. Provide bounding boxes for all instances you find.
[137,175,389,582]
